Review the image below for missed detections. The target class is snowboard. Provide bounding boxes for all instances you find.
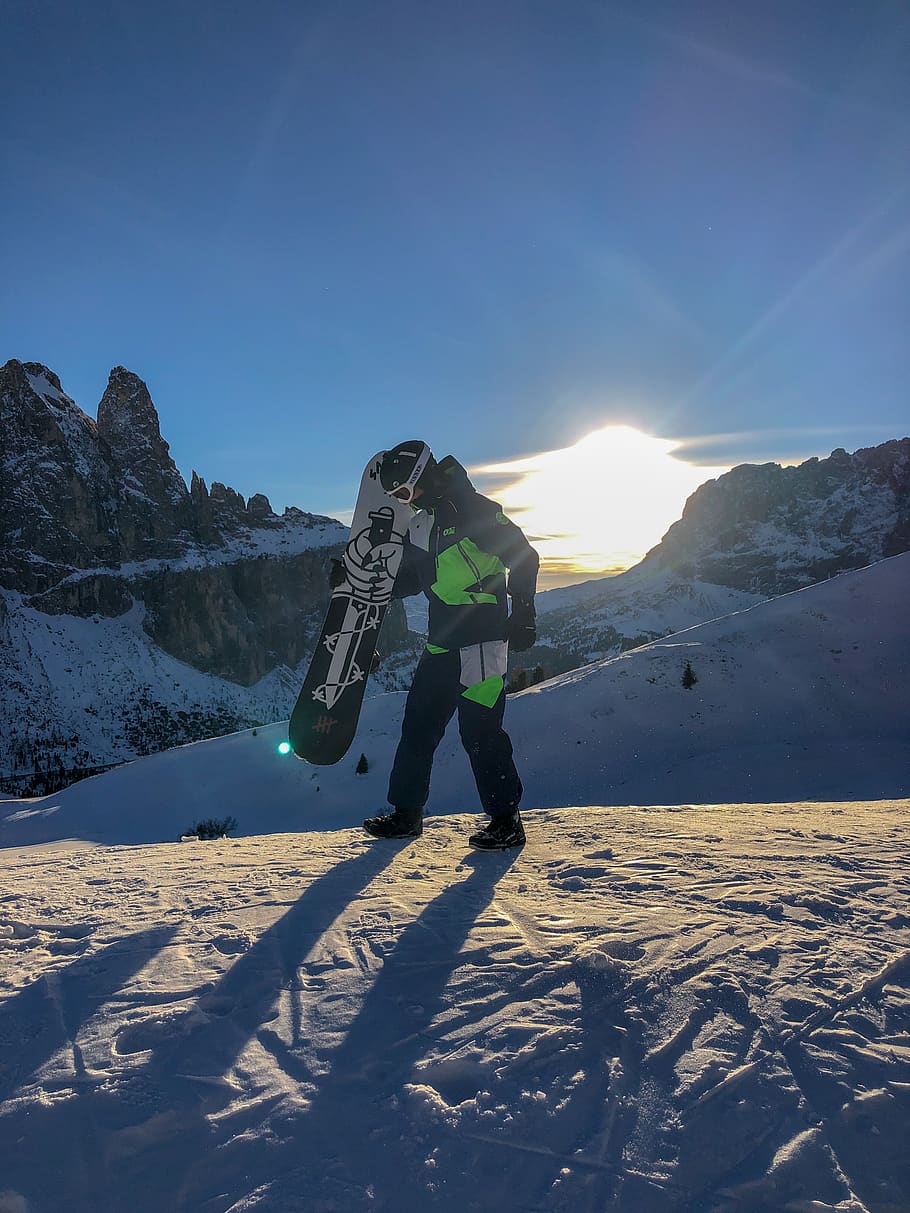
[288,452,412,764]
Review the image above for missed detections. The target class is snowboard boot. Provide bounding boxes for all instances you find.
[469,812,526,851]
[363,807,423,839]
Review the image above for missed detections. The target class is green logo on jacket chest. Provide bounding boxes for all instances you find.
[431,538,504,606]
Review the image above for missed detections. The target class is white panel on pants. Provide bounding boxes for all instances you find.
[459,640,509,688]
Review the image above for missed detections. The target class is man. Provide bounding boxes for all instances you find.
[363,441,539,850]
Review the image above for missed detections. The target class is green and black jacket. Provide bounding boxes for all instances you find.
[392,456,539,651]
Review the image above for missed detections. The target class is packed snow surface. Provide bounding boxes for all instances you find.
[1,801,909,1211]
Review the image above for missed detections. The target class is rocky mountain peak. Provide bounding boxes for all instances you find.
[97,366,155,431]
[96,367,188,511]
[1,358,117,592]
[645,438,910,593]
[2,357,347,606]
[18,360,66,399]
[247,493,275,519]
[2,359,95,433]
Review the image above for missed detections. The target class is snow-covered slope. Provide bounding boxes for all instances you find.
[536,565,764,662]
[1,800,908,1212]
[0,592,298,773]
[3,554,906,849]
[0,587,418,794]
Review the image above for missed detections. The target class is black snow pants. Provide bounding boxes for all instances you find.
[387,647,522,819]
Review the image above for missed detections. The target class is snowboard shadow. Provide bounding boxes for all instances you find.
[0,925,181,1208]
[145,841,401,1092]
[0,924,179,1105]
[0,842,399,1213]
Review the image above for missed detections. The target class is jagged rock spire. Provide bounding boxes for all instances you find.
[97,367,188,509]
[0,358,117,592]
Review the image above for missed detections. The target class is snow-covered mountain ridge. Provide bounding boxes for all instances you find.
[1,360,346,596]
[0,360,349,668]
[649,438,910,591]
[532,438,910,671]
[3,552,905,849]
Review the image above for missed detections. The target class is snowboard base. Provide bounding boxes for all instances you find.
[288,454,411,764]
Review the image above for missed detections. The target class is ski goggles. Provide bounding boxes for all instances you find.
[384,443,433,504]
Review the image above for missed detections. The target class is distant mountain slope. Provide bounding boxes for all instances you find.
[4,553,905,848]
[533,439,910,670]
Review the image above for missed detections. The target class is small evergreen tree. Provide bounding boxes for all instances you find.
[681,660,698,690]
[356,753,369,774]
[507,668,529,694]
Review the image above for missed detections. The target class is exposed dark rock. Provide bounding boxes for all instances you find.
[96,365,191,548]
[138,553,333,685]
[0,359,121,592]
[0,357,353,685]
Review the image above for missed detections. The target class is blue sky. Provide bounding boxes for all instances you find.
[3,0,908,523]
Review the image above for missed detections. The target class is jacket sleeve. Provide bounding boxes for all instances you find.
[474,502,539,601]
[391,535,423,599]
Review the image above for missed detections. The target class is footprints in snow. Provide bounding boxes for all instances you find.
[0,916,94,956]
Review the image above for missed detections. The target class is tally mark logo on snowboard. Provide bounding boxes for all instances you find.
[313,506,403,712]
[311,714,339,734]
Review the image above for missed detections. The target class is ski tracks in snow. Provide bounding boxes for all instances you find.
[1,801,909,1212]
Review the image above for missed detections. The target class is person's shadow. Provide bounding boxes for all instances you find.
[177,847,524,1210]
[228,851,647,1213]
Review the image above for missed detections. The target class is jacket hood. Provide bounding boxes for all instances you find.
[434,455,473,500]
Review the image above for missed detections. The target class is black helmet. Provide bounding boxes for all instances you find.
[379,440,436,504]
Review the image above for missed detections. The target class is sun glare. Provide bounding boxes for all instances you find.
[471,426,730,588]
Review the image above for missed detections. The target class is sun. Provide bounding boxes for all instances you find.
[471,426,730,588]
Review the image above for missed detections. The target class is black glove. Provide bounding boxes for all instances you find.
[507,596,536,652]
[328,558,346,590]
